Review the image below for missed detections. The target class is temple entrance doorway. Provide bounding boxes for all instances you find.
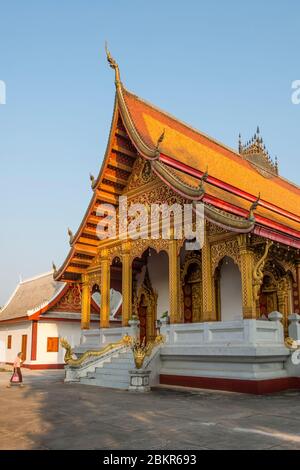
[259,275,278,317]
[138,294,149,343]
[181,252,202,323]
[136,268,157,343]
[219,256,242,321]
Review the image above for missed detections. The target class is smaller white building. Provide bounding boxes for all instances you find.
[0,272,99,369]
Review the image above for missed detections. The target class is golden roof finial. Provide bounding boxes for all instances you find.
[238,133,242,153]
[155,129,166,154]
[67,228,74,246]
[105,41,121,85]
[89,173,96,189]
[239,127,278,177]
[249,192,260,221]
[199,166,208,190]
[275,155,279,174]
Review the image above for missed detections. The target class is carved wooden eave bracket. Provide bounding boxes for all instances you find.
[106,43,160,160]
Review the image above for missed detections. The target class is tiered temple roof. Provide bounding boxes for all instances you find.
[0,272,65,322]
[54,48,300,282]
[0,272,98,323]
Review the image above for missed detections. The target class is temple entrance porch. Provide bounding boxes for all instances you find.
[77,226,299,351]
[66,228,300,393]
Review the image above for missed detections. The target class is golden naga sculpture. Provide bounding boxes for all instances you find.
[248,193,261,222]
[130,335,165,369]
[285,337,300,350]
[105,41,121,84]
[60,334,132,367]
[252,240,273,301]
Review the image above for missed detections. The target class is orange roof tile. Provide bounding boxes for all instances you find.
[123,89,300,220]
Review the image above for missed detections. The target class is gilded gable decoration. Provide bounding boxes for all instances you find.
[239,127,278,178]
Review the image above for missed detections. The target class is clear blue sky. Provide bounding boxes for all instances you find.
[0,0,300,305]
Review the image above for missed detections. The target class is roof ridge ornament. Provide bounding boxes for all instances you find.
[52,262,57,276]
[105,41,121,86]
[68,228,74,246]
[199,166,209,189]
[89,173,96,190]
[154,129,165,157]
[248,193,260,221]
[239,126,279,178]
[104,43,163,160]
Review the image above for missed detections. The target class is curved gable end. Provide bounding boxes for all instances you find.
[0,272,65,323]
[54,49,300,282]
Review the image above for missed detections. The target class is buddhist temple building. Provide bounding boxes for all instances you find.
[0,272,100,368]
[54,48,300,393]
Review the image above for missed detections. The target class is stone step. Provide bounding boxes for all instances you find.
[108,357,133,365]
[102,361,134,370]
[76,346,134,389]
[80,376,129,389]
[94,368,129,378]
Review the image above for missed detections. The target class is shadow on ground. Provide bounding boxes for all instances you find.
[1,370,300,450]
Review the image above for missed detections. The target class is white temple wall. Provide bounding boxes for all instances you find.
[147,251,169,319]
[220,257,243,321]
[36,320,81,364]
[0,322,32,364]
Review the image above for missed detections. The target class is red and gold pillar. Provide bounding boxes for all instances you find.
[122,242,132,327]
[100,249,111,329]
[81,275,91,330]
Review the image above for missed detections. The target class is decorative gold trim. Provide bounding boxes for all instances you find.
[203,204,255,233]
[60,335,132,367]
[130,334,165,369]
[152,161,205,200]
[105,44,159,160]
[211,238,240,274]
[252,240,273,301]
[181,252,202,323]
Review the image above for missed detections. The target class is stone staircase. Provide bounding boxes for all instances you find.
[79,349,135,389]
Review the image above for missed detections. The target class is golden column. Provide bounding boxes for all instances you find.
[100,249,111,329]
[278,278,289,334]
[81,274,91,330]
[202,224,214,321]
[238,234,256,319]
[122,241,132,327]
[168,235,182,324]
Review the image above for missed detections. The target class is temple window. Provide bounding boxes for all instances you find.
[7,335,12,349]
[47,337,59,353]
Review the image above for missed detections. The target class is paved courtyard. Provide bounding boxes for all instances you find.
[1,369,300,450]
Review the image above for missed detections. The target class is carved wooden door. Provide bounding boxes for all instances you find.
[183,263,202,323]
[183,284,193,323]
[138,295,148,344]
